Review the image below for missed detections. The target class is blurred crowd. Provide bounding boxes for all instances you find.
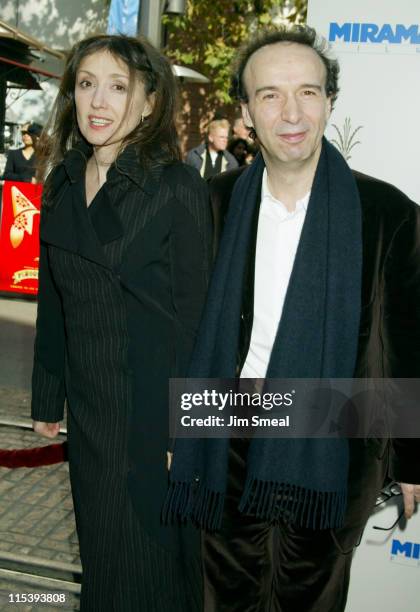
[1,113,256,188]
[185,115,258,178]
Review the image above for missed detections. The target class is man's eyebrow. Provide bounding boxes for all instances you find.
[300,83,323,91]
[254,83,323,95]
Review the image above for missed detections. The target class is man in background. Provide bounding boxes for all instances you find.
[185,118,238,179]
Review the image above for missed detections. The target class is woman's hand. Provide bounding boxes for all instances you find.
[32,421,61,439]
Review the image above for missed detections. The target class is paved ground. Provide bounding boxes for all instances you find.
[0,296,36,393]
[0,297,81,611]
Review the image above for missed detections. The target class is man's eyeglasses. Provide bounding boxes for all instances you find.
[373,481,404,531]
[331,480,403,555]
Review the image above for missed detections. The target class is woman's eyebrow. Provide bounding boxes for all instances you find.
[76,70,129,79]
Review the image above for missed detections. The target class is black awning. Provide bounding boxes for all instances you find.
[0,37,61,90]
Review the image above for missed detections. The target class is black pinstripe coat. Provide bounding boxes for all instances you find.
[31,142,212,611]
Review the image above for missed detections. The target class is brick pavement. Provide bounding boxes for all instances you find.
[0,388,32,426]
[0,297,81,609]
[0,420,80,611]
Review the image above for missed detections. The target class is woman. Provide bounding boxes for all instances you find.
[2,122,43,182]
[227,137,248,167]
[31,34,212,611]
[0,122,42,222]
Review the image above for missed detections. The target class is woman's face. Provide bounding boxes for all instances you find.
[21,125,33,147]
[233,142,246,158]
[74,50,154,153]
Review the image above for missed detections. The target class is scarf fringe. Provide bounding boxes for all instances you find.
[238,477,347,529]
[162,481,225,531]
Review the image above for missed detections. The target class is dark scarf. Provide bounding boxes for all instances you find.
[165,139,362,530]
[203,147,223,179]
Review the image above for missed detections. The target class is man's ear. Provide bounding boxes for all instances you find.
[325,96,332,121]
[241,102,254,130]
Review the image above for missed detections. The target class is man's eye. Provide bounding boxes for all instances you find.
[263,93,277,100]
[303,90,316,96]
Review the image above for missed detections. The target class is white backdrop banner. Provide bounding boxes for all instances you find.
[307,2,420,611]
[307,0,420,204]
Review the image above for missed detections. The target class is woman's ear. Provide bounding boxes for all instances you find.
[143,91,156,119]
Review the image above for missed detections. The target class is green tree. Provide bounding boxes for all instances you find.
[163,0,308,107]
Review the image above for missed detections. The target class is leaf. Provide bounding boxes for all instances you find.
[164,0,308,106]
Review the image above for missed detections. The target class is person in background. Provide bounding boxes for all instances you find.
[2,122,43,183]
[232,116,251,141]
[185,118,238,179]
[227,137,249,166]
[232,115,258,162]
[31,34,212,611]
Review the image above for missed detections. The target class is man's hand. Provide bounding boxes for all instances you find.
[399,483,420,518]
[32,421,61,439]
[167,451,173,471]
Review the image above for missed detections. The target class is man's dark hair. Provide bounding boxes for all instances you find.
[231,25,340,109]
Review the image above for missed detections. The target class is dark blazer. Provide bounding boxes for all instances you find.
[31,143,212,610]
[2,148,36,182]
[186,142,239,176]
[208,165,420,502]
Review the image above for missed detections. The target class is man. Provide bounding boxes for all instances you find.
[168,26,420,611]
[232,115,251,140]
[186,118,238,179]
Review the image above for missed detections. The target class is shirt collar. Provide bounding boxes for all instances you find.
[261,168,310,213]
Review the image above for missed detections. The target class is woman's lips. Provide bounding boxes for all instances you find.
[88,116,113,130]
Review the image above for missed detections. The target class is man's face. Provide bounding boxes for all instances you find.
[241,42,331,169]
[233,118,250,140]
[208,127,229,152]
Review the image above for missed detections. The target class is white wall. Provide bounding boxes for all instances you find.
[308,0,420,204]
[307,2,420,610]
[0,0,107,49]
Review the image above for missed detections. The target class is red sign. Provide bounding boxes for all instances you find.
[0,181,42,295]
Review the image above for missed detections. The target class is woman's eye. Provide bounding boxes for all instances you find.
[113,83,127,92]
[78,80,92,89]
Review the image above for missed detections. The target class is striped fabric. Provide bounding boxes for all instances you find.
[31,151,212,611]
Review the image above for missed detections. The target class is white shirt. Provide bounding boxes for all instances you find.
[240,169,310,379]
[209,149,218,165]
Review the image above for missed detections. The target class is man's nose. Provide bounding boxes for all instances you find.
[281,94,301,123]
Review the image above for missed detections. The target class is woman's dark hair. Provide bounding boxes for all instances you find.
[227,136,248,150]
[23,122,43,152]
[38,34,180,181]
[231,25,340,109]
[227,137,248,166]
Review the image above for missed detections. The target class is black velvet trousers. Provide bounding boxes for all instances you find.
[203,438,387,612]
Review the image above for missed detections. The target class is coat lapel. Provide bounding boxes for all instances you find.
[40,142,163,270]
